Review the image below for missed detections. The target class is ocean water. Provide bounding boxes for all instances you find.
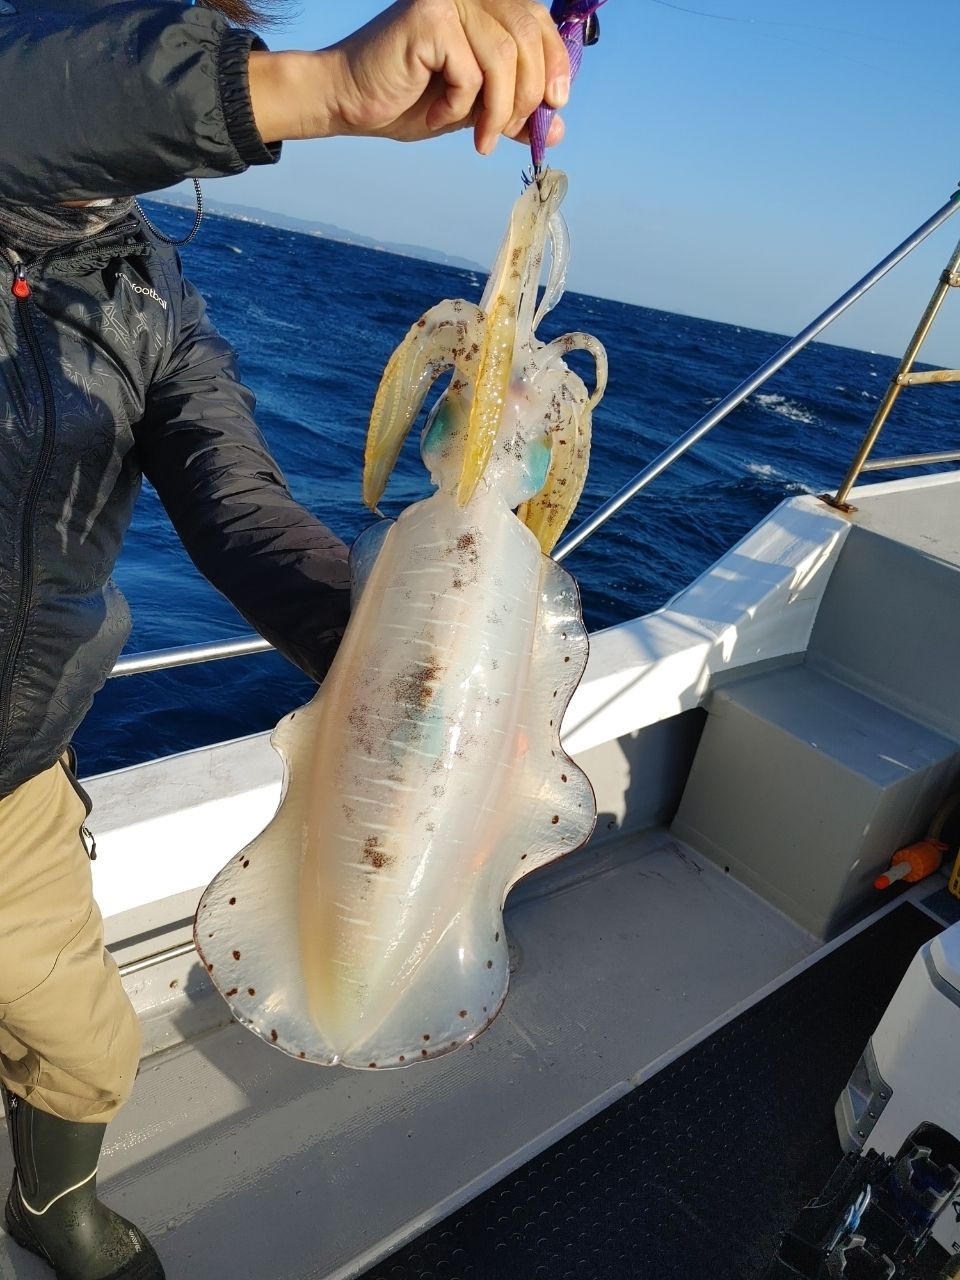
[73,201,957,775]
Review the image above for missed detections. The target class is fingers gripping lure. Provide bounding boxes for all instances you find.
[529,0,609,174]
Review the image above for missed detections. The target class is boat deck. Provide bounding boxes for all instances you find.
[0,820,947,1279]
[360,903,947,1280]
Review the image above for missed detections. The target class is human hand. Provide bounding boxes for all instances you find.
[249,0,569,155]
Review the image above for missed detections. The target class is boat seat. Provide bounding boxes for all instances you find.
[804,524,960,740]
[672,525,960,938]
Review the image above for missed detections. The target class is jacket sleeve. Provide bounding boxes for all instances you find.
[0,4,278,202]
[134,273,351,685]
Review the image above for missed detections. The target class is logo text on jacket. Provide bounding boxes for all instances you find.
[118,273,168,312]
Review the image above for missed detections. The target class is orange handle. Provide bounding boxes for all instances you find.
[875,839,946,890]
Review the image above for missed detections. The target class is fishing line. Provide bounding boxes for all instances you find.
[646,0,909,45]
[645,0,891,75]
[648,0,747,23]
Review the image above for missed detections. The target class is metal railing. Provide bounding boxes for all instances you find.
[110,633,271,679]
[119,941,196,980]
[555,189,960,560]
[827,235,960,509]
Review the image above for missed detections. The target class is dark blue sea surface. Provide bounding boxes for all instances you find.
[74,201,957,775]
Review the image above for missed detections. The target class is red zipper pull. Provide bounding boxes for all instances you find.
[11,266,30,299]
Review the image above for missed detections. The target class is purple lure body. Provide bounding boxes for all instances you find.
[529,0,608,171]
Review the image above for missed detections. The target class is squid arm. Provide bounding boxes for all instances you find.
[537,331,608,409]
[518,332,609,553]
[363,300,485,512]
[459,186,554,508]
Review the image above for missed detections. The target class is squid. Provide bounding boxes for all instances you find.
[195,169,607,1069]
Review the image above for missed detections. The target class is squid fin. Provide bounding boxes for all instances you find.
[503,554,595,896]
[331,908,513,1070]
[194,688,344,1065]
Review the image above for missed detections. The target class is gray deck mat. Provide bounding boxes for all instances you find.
[359,905,943,1280]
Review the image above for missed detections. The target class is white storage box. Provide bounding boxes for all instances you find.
[837,920,960,1254]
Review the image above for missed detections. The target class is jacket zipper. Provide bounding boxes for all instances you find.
[36,219,140,275]
[0,220,143,766]
[0,265,60,762]
[0,219,142,292]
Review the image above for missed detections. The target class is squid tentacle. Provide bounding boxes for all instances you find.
[515,207,567,347]
[531,211,571,333]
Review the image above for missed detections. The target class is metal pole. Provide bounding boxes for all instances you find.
[554,191,960,563]
[119,941,197,979]
[861,448,960,473]
[830,236,960,508]
[110,634,272,679]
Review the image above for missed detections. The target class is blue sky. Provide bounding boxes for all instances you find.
[184,1,960,363]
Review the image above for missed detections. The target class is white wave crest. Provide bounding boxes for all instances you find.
[745,462,811,493]
[753,392,817,426]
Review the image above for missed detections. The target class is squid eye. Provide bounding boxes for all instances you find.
[584,13,600,45]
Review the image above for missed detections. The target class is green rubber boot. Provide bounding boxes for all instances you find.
[2,1089,164,1280]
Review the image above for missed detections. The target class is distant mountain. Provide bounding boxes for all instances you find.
[146,193,484,273]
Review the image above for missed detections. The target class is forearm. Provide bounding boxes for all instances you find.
[139,411,351,684]
[161,475,352,685]
[248,50,339,144]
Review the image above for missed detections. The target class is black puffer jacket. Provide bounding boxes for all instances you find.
[0,3,352,795]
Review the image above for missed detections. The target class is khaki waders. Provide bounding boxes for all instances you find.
[0,758,141,1124]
